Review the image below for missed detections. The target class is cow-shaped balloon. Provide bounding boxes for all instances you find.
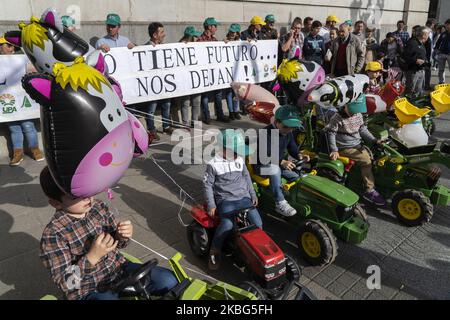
[22,57,148,198]
[5,7,95,74]
[307,74,370,109]
[277,58,326,106]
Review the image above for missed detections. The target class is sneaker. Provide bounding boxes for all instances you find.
[363,189,386,206]
[30,147,44,162]
[216,115,230,123]
[9,149,24,166]
[233,112,241,120]
[163,127,174,135]
[275,200,297,217]
[208,248,221,270]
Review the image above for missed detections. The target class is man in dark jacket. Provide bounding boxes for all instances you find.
[330,23,365,77]
[435,19,450,84]
[303,20,326,65]
[403,27,430,97]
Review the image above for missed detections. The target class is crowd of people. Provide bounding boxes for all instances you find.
[1,12,450,167]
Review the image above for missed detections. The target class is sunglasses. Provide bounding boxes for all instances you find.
[107,24,119,28]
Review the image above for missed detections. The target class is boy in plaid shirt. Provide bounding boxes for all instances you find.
[325,95,386,206]
[39,166,177,300]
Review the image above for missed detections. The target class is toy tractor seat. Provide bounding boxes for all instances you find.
[431,84,450,113]
[246,162,270,187]
[394,98,431,124]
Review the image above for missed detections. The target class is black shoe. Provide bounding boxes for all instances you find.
[202,118,211,125]
[229,113,235,120]
[233,112,241,120]
[216,116,230,123]
[241,109,248,116]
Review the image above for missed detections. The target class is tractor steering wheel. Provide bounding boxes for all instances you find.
[291,158,306,173]
[112,259,158,297]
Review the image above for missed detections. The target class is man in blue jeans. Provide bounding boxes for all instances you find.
[254,105,308,217]
[203,129,262,270]
[146,99,173,141]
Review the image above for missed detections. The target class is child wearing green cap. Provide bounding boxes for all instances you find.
[253,105,309,217]
[325,96,386,206]
[203,129,263,270]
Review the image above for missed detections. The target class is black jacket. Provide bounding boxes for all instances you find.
[403,37,427,71]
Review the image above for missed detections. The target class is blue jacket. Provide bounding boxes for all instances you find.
[255,124,300,168]
[303,34,326,65]
[435,31,450,55]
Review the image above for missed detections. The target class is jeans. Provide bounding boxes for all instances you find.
[180,94,201,125]
[224,89,240,113]
[258,164,299,202]
[7,120,39,149]
[83,261,178,300]
[211,198,263,251]
[146,99,171,131]
[438,53,450,84]
[405,70,425,98]
[201,90,224,120]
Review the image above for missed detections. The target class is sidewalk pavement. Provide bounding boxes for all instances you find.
[0,73,449,300]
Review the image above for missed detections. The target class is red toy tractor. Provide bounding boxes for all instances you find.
[187,204,308,300]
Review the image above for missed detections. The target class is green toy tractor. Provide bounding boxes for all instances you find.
[296,104,450,227]
[41,252,258,300]
[247,158,369,267]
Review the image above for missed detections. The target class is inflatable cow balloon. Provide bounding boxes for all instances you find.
[5,7,95,74]
[307,74,370,109]
[277,58,326,106]
[22,57,148,198]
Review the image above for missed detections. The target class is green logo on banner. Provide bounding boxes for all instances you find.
[21,96,32,108]
[0,93,16,107]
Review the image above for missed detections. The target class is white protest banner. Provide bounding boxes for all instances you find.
[103,40,278,104]
[0,55,40,123]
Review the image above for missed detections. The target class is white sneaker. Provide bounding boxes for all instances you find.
[275,200,297,217]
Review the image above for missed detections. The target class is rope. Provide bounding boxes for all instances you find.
[125,106,192,130]
[129,237,219,282]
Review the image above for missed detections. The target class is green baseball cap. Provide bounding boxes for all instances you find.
[184,26,202,37]
[275,105,302,128]
[218,129,252,156]
[204,17,220,27]
[265,14,276,23]
[61,16,75,28]
[106,13,121,26]
[348,94,367,114]
[228,23,241,33]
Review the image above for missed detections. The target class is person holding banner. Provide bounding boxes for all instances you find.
[0,37,44,166]
[224,24,242,121]
[95,13,135,52]
[198,17,229,124]
[241,16,266,41]
[173,26,203,128]
[145,22,174,138]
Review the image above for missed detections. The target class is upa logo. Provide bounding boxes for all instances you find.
[366,265,381,290]
[1,94,17,114]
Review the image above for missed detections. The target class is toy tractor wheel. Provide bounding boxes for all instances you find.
[285,254,301,282]
[240,281,267,300]
[317,167,344,184]
[297,220,338,266]
[353,203,369,224]
[186,221,211,257]
[392,190,433,226]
